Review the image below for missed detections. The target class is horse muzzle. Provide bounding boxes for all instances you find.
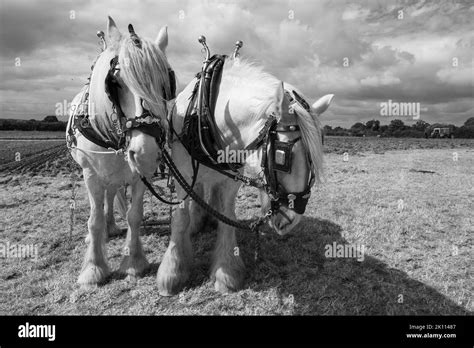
[269,206,302,235]
[127,132,162,178]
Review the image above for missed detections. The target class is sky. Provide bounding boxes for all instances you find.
[0,0,472,127]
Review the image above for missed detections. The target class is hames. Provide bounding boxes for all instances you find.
[18,322,56,341]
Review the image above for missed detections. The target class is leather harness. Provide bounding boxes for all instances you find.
[177,54,316,215]
[68,24,175,153]
[69,31,316,217]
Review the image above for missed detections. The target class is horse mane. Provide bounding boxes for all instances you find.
[88,36,172,145]
[291,93,324,184]
[223,59,280,127]
[225,59,324,183]
[118,36,172,118]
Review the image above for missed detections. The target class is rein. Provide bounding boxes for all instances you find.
[142,37,316,262]
[70,31,315,262]
[68,24,176,157]
[160,147,271,261]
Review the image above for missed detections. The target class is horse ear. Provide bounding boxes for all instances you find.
[312,94,334,115]
[107,16,122,47]
[155,26,168,52]
[270,81,285,118]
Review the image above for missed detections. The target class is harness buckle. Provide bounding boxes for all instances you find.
[268,191,279,201]
[80,117,90,128]
[66,134,76,148]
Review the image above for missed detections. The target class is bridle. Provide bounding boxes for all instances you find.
[260,90,315,216]
[75,30,320,261]
[102,28,315,218]
[102,24,176,151]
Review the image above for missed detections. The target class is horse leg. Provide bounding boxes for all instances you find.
[78,171,109,286]
[210,183,245,293]
[104,187,122,239]
[189,183,216,234]
[157,190,198,296]
[119,180,149,280]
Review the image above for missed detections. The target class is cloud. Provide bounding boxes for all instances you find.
[0,0,472,127]
[360,72,401,87]
[436,67,473,86]
[342,4,370,21]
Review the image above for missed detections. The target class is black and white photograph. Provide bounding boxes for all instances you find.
[0,0,472,346]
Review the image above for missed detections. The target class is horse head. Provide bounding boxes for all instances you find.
[88,16,174,178]
[260,84,334,235]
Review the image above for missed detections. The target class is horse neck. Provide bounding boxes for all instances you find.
[87,51,125,143]
[213,74,277,149]
[89,51,114,117]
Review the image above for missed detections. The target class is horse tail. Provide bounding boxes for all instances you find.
[114,187,128,219]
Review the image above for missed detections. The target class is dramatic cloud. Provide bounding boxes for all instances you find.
[0,0,472,127]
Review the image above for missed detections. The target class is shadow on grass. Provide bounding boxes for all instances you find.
[102,215,468,315]
[233,216,470,315]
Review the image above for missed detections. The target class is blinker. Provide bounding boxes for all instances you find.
[275,149,286,166]
[273,140,293,173]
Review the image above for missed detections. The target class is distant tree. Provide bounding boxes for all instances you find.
[389,119,405,132]
[450,118,474,138]
[331,126,349,136]
[351,122,366,130]
[379,125,388,135]
[365,119,380,131]
[413,120,430,132]
[43,115,58,122]
[464,117,474,127]
[350,122,366,137]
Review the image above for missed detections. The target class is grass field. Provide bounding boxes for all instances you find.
[0,130,65,139]
[0,135,472,315]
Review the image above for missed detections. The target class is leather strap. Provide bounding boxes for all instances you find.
[245,115,278,151]
[275,124,300,132]
[74,115,124,150]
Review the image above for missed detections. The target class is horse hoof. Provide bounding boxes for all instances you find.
[214,267,243,294]
[125,274,138,284]
[157,266,189,296]
[157,271,189,296]
[158,286,177,297]
[119,254,149,278]
[78,263,109,286]
[157,246,191,296]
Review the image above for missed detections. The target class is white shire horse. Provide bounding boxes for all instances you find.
[149,58,334,295]
[67,17,174,286]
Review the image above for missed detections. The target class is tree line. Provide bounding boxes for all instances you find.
[324,117,474,138]
[0,116,66,131]
[1,116,474,139]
